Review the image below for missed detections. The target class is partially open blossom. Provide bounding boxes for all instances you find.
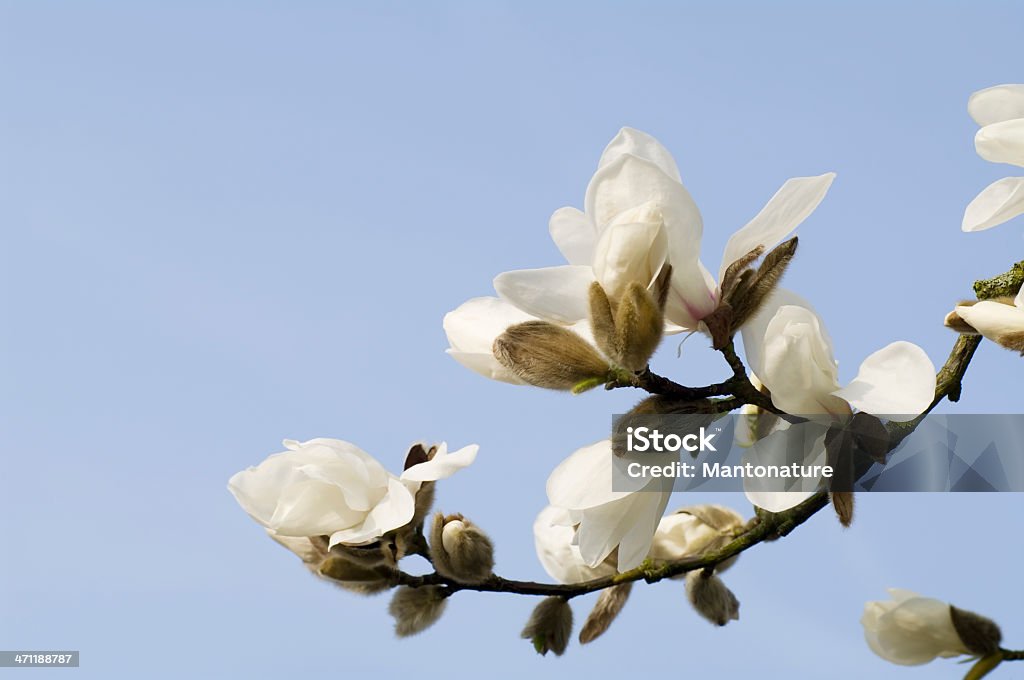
[429,512,495,584]
[493,127,835,331]
[228,439,477,549]
[862,590,1002,666]
[963,84,1024,232]
[742,289,936,420]
[954,286,1024,354]
[544,439,673,572]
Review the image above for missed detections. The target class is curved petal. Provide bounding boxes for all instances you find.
[585,154,703,264]
[546,440,635,510]
[401,443,478,482]
[739,288,832,384]
[975,119,1024,167]
[1016,284,1024,309]
[761,305,844,416]
[962,177,1024,232]
[549,206,598,265]
[968,84,1024,126]
[493,265,595,323]
[597,127,682,183]
[533,505,616,584]
[574,489,669,570]
[269,479,366,537]
[444,296,535,354]
[592,216,668,302]
[956,300,1024,344]
[718,174,835,282]
[446,349,525,384]
[833,342,936,421]
[327,477,416,548]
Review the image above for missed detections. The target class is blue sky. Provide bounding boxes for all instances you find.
[2,2,1022,678]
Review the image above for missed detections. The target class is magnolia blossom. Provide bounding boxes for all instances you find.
[534,503,744,583]
[493,127,835,330]
[742,289,936,420]
[861,590,971,666]
[228,438,477,548]
[963,84,1024,231]
[955,286,1024,351]
[543,439,674,573]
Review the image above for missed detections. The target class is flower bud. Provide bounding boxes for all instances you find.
[579,582,632,644]
[388,586,448,637]
[613,282,665,371]
[944,301,982,335]
[950,605,1003,656]
[493,321,610,391]
[429,512,495,584]
[521,596,573,656]
[955,294,1024,355]
[831,491,855,527]
[685,572,740,626]
[318,556,395,595]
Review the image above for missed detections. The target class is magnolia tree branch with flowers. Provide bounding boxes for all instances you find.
[229,85,1024,678]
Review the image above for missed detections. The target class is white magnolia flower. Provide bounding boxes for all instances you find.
[544,438,673,573]
[228,438,477,548]
[534,503,744,583]
[742,289,936,420]
[493,127,835,330]
[963,84,1024,231]
[861,590,971,666]
[739,290,935,511]
[955,286,1024,351]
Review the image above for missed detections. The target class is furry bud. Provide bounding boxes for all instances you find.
[522,597,573,656]
[685,572,740,626]
[388,586,448,637]
[950,605,1003,656]
[493,321,610,390]
[318,556,395,595]
[429,512,494,584]
[831,491,855,527]
[579,582,632,644]
[613,282,665,371]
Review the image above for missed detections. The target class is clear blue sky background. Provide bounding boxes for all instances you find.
[2,2,1022,678]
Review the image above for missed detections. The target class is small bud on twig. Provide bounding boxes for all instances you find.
[318,556,395,595]
[388,586,448,637]
[579,582,632,644]
[685,572,740,626]
[429,512,495,584]
[522,596,573,656]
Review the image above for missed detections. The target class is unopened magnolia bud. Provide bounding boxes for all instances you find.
[330,535,401,568]
[318,556,395,595]
[950,605,1003,657]
[521,596,573,656]
[944,302,981,335]
[685,572,740,626]
[731,237,799,331]
[588,282,617,361]
[388,586,448,637]
[614,282,664,371]
[429,512,494,584]
[955,296,1024,355]
[493,321,610,390]
[579,582,632,644]
[831,491,855,527]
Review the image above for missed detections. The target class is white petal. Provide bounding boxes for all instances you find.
[574,490,668,570]
[1016,284,1024,309]
[444,297,535,354]
[401,443,478,482]
[585,153,703,267]
[968,84,1024,126]
[975,119,1024,167]
[759,304,844,416]
[446,349,525,384]
[546,440,636,511]
[269,478,367,537]
[718,173,836,282]
[598,127,682,183]
[592,217,668,302]
[962,177,1024,232]
[833,342,936,421]
[533,505,616,584]
[740,288,821,378]
[956,300,1024,344]
[549,206,598,265]
[493,265,595,323]
[327,477,416,548]
[613,490,671,572]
